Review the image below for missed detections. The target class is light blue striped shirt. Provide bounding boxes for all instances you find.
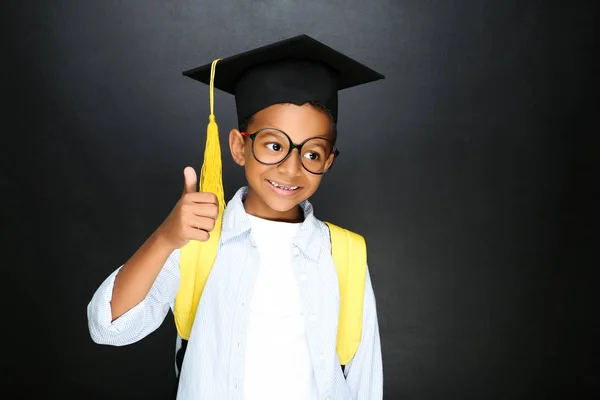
[87,187,383,399]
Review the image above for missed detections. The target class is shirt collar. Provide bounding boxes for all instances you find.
[220,186,325,261]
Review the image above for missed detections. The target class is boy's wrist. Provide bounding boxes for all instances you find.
[151,229,178,254]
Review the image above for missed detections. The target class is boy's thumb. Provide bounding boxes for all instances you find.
[183,167,198,194]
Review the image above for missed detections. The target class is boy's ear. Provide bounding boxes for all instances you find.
[229,129,246,166]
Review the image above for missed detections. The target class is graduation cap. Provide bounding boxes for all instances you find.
[184,34,385,125]
[182,34,384,208]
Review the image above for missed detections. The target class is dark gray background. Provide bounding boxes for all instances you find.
[3,0,597,399]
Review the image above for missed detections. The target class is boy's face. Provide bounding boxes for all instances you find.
[229,103,335,221]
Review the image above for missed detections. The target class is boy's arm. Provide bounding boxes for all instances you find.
[86,248,180,346]
[86,167,219,346]
[343,265,384,399]
[108,167,217,321]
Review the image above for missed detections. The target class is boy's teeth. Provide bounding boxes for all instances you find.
[269,180,299,191]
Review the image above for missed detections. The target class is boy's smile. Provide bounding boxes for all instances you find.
[228,102,335,222]
[266,179,302,194]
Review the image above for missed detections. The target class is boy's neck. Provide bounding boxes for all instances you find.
[243,187,304,223]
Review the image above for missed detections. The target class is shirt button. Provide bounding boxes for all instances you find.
[293,247,300,256]
[310,313,317,322]
[300,272,308,281]
[237,341,241,349]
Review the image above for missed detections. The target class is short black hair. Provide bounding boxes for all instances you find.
[238,101,338,144]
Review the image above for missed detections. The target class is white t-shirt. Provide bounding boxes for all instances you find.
[243,214,319,400]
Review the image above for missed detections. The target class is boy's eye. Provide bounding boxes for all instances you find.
[266,142,283,152]
[303,151,321,161]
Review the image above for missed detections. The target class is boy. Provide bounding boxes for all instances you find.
[87,34,384,399]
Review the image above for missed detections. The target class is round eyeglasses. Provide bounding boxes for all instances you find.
[240,128,340,175]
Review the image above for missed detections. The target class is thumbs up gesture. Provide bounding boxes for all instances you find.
[157,167,220,250]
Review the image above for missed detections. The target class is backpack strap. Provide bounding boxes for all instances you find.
[324,221,368,365]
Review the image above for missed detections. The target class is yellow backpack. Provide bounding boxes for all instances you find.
[174,220,367,365]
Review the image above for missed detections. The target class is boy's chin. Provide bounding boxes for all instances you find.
[263,196,305,213]
[260,190,311,215]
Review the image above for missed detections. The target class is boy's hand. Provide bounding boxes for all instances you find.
[157,167,219,250]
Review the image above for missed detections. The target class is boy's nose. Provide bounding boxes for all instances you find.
[277,149,303,176]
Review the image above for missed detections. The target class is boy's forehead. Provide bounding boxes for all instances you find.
[182,34,384,126]
[249,103,333,140]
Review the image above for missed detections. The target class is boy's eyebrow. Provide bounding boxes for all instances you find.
[308,140,331,148]
[253,126,333,142]
[254,129,283,138]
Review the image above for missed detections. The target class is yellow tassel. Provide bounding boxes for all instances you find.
[199,59,225,211]
[200,114,225,211]
[174,58,226,340]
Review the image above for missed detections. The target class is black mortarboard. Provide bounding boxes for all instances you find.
[182,34,385,125]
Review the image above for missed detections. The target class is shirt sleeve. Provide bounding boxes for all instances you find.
[86,249,181,346]
[343,265,384,399]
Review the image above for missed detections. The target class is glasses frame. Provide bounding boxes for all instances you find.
[240,128,340,175]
